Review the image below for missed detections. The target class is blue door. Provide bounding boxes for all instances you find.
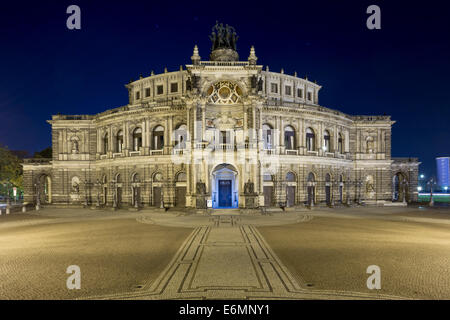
[218,180,232,207]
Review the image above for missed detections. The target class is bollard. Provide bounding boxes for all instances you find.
[22,205,27,213]
[6,206,10,214]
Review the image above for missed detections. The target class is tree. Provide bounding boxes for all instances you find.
[34,147,52,158]
[0,146,23,192]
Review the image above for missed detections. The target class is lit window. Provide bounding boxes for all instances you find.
[306,128,315,151]
[271,83,278,93]
[285,86,291,95]
[132,128,142,151]
[284,126,295,150]
[323,130,331,152]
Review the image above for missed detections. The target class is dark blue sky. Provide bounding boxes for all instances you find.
[1,0,449,177]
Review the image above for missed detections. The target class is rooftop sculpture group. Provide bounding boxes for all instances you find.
[209,21,239,51]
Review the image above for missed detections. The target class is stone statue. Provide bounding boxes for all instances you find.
[72,182,79,194]
[209,21,238,51]
[244,179,254,195]
[71,140,79,154]
[196,180,206,195]
[186,77,192,91]
[257,77,263,92]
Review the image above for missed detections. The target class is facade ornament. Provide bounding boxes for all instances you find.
[248,46,257,65]
[191,45,201,65]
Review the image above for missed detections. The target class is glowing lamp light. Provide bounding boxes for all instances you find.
[417,186,422,191]
[445,186,449,191]
[420,174,425,179]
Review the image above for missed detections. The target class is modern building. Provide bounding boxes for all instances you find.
[22,23,420,209]
[436,157,450,190]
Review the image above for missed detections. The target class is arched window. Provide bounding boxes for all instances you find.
[153,126,164,150]
[306,128,315,151]
[153,172,163,182]
[103,133,108,154]
[325,173,331,182]
[116,130,124,153]
[286,172,296,182]
[338,133,343,153]
[262,124,273,149]
[323,130,331,152]
[175,124,187,149]
[115,173,122,183]
[132,128,142,151]
[284,126,296,150]
[176,172,187,182]
[307,172,315,182]
[132,173,140,183]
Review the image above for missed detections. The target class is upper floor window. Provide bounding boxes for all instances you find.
[306,127,315,151]
[271,83,278,93]
[175,124,187,149]
[285,85,292,95]
[145,88,150,97]
[207,81,242,104]
[284,126,295,150]
[262,124,273,149]
[132,127,142,151]
[103,133,108,154]
[307,91,312,101]
[116,130,124,153]
[135,91,140,100]
[297,88,303,98]
[157,85,164,95]
[323,130,331,152]
[286,172,296,182]
[338,133,343,153]
[170,83,178,93]
[153,125,164,150]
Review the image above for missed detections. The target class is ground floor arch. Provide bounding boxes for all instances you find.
[211,163,238,208]
[37,174,52,204]
[393,172,409,202]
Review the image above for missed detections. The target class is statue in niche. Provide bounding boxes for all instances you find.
[186,77,192,91]
[366,137,375,154]
[71,139,79,154]
[244,179,255,195]
[72,182,79,194]
[196,180,206,195]
[257,77,263,92]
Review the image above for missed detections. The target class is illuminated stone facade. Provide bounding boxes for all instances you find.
[22,27,420,209]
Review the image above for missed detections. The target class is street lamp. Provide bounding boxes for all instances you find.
[34,181,41,211]
[83,179,90,207]
[400,178,409,204]
[427,178,436,207]
[110,180,117,210]
[94,179,101,208]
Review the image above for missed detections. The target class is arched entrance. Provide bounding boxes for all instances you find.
[286,172,296,207]
[116,174,123,207]
[393,172,408,202]
[307,172,316,205]
[211,164,238,208]
[175,172,187,207]
[325,173,332,205]
[37,174,52,204]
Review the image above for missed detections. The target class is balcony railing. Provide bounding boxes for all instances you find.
[285,149,298,155]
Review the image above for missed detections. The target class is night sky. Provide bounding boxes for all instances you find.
[1,0,449,177]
